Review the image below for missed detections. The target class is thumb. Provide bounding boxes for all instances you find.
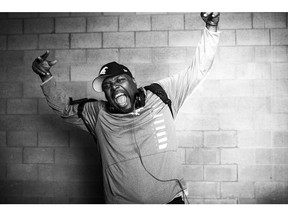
[48,60,57,66]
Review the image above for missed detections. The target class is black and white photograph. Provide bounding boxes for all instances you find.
[0,1,288,214]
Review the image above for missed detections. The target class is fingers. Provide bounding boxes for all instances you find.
[40,50,50,60]
[212,12,220,18]
[48,60,57,66]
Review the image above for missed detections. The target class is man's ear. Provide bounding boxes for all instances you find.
[132,78,137,85]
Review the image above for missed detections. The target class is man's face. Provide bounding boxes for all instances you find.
[102,74,138,114]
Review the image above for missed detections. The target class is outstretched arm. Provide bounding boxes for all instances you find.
[158,12,221,116]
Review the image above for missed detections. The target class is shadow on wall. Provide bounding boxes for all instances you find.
[0,115,105,204]
[254,183,288,204]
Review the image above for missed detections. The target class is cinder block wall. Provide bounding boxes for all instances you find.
[0,12,288,204]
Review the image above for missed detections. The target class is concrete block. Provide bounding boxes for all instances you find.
[120,15,151,31]
[219,30,236,46]
[187,182,220,198]
[271,97,288,113]
[206,61,238,80]
[238,130,271,148]
[186,148,220,164]
[22,181,54,197]
[119,48,151,63]
[273,131,288,147]
[255,182,288,199]
[183,165,203,181]
[256,148,273,164]
[177,131,203,147]
[0,99,6,114]
[87,49,119,64]
[55,147,100,165]
[185,13,205,30]
[175,114,219,131]
[271,29,288,45]
[253,12,287,28]
[23,82,45,98]
[136,31,168,47]
[219,113,254,130]
[69,131,95,147]
[87,16,118,32]
[239,165,273,181]
[56,17,86,33]
[55,49,86,65]
[39,131,69,147]
[219,47,255,63]
[193,80,221,97]
[235,62,271,80]
[253,80,272,96]
[152,47,186,63]
[71,33,102,48]
[204,165,237,181]
[5,66,40,83]
[272,63,288,79]
[0,131,5,146]
[7,164,37,180]
[221,182,255,198]
[0,147,22,164]
[0,19,22,34]
[152,14,184,30]
[272,80,288,96]
[0,35,6,50]
[8,35,38,50]
[180,97,202,114]
[273,148,288,164]
[0,82,23,98]
[221,181,255,199]
[273,165,288,181]
[169,30,201,47]
[220,12,252,29]
[103,32,134,48]
[23,148,54,164]
[7,131,37,147]
[204,131,237,147]
[221,148,256,164]
[133,63,169,85]
[39,34,69,49]
[24,18,54,33]
[7,99,37,114]
[0,51,24,66]
[236,29,270,46]
[0,115,68,132]
[271,114,288,130]
[0,180,23,196]
[38,98,55,114]
[71,64,97,81]
[255,46,288,63]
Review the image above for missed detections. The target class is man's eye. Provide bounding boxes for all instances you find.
[117,78,125,83]
[103,84,110,90]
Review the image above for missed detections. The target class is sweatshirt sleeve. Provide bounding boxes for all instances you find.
[157,27,220,117]
[40,77,100,135]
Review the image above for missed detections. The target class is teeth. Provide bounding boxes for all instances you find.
[115,93,124,98]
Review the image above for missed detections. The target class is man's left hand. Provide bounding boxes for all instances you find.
[201,12,220,32]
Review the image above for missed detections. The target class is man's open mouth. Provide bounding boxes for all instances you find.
[114,92,128,107]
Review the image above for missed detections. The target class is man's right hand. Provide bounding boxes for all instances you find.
[32,50,57,82]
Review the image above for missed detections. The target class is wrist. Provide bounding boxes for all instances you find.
[206,24,218,32]
[40,74,52,82]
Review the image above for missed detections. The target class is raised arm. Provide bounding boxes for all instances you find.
[158,12,220,116]
[32,51,99,134]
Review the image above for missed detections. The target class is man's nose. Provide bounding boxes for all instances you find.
[111,83,119,90]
